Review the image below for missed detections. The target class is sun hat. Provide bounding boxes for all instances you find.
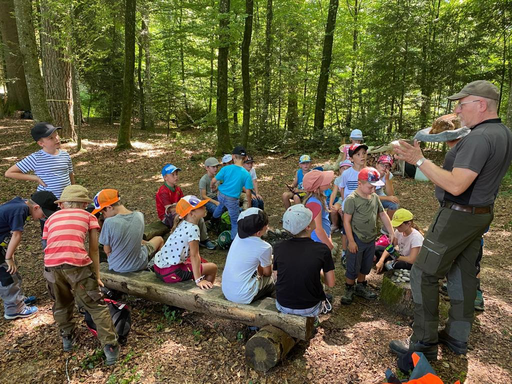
[348,143,368,158]
[303,170,335,191]
[282,204,321,235]
[448,80,499,101]
[391,208,414,227]
[55,185,93,203]
[349,129,364,140]
[175,195,210,218]
[221,154,233,164]
[204,157,220,167]
[339,160,353,168]
[299,154,311,164]
[161,164,181,176]
[31,122,61,141]
[31,191,59,217]
[232,146,247,156]
[91,189,120,215]
[377,154,394,166]
[358,167,385,187]
[237,208,268,238]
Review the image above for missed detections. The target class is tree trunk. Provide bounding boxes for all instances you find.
[117,0,136,150]
[231,57,238,128]
[241,0,253,148]
[141,8,154,131]
[72,64,82,150]
[0,0,30,112]
[138,28,145,130]
[346,0,360,130]
[178,0,189,115]
[216,0,231,154]
[313,0,338,132]
[260,0,272,133]
[286,85,298,132]
[13,0,52,122]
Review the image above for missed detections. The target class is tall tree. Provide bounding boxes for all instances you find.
[0,0,30,112]
[313,0,339,131]
[13,0,52,122]
[141,6,155,131]
[241,0,254,147]
[260,0,273,132]
[117,0,136,150]
[216,0,232,153]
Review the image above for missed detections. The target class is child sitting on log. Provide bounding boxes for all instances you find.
[153,195,217,290]
[281,155,312,210]
[222,208,274,304]
[375,209,424,273]
[199,157,221,215]
[273,204,335,318]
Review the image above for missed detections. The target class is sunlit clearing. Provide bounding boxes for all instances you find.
[77,139,116,148]
[132,141,159,150]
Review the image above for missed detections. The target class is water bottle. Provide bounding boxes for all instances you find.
[385,244,400,260]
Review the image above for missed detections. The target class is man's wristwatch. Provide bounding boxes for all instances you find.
[416,157,426,168]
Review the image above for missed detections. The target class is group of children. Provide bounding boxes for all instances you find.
[1,122,428,366]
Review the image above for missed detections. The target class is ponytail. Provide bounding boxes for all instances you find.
[169,214,184,235]
[405,220,423,236]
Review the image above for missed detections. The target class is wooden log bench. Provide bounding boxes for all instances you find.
[99,263,314,371]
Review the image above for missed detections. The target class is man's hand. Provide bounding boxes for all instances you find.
[393,140,424,165]
[6,258,17,274]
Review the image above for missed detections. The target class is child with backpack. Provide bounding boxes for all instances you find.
[153,195,217,290]
[281,155,313,210]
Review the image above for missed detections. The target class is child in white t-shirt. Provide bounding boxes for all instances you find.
[375,154,400,219]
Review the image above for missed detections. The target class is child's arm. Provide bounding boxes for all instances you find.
[324,270,335,288]
[343,213,357,253]
[253,179,262,198]
[379,211,395,245]
[5,165,47,187]
[4,230,22,274]
[200,188,219,206]
[312,209,333,250]
[189,241,213,290]
[69,172,75,185]
[290,174,298,190]
[210,177,218,191]
[375,249,390,273]
[103,245,112,257]
[89,228,103,287]
[329,185,339,209]
[257,264,272,277]
[397,246,421,265]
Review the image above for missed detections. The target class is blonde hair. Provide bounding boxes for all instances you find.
[61,201,88,209]
[169,215,184,235]
[303,189,327,207]
[233,154,244,161]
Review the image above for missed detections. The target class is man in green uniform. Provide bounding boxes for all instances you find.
[390,80,512,360]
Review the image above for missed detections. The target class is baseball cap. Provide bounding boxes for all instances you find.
[448,80,500,101]
[303,170,334,191]
[349,129,364,140]
[244,156,255,164]
[358,167,385,187]
[391,208,414,227]
[377,154,393,166]
[348,143,368,158]
[232,146,247,156]
[91,189,120,215]
[31,122,61,141]
[55,185,93,203]
[282,204,320,235]
[299,154,311,164]
[161,164,181,176]
[176,195,210,218]
[31,191,59,217]
[221,154,233,164]
[237,208,268,238]
[339,160,353,168]
[204,157,220,167]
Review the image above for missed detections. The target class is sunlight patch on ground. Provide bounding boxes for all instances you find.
[468,358,512,383]
[1,156,18,161]
[75,161,90,167]
[180,182,192,189]
[79,139,116,148]
[255,162,268,168]
[259,175,274,182]
[156,339,189,354]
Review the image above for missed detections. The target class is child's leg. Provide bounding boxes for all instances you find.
[292,194,301,205]
[147,236,164,255]
[282,191,293,209]
[355,242,377,299]
[201,262,218,283]
[198,218,209,242]
[251,276,275,302]
[50,268,79,338]
[223,195,241,240]
[0,265,30,316]
[205,201,217,215]
[212,195,226,219]
[330,203,341,229]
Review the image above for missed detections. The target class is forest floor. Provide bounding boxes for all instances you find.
[0,119,511,384]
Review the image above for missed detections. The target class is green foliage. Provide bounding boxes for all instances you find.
[80,348,104,369]
[162,305,183,324]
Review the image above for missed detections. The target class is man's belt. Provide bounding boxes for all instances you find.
[441,201,492,214]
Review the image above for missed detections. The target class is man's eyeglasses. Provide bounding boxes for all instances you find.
[455,99,480,108]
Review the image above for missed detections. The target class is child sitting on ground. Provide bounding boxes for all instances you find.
[328,160,353,232]
[222,208,274,304]
[199,157,221,215]
[281,155,312,210]
[303,170,335,250]
[375,209,423,273]
[375,154,400,219]
[0,191,57,320]
[241,156,264,210]
[341,167,394,305]
[42,185,120,364]
[153,195,217,290]
[156,163,216,250]
[273,204,335,318]
[93,189,164,273]
[211,146,253,242]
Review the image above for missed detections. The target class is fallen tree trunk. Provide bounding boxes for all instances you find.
[143,221,169,241]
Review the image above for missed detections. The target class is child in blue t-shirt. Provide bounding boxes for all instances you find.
[281,155,312,210]
[375,154,400,219]
[211,146,253,241]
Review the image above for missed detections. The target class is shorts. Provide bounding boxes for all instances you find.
[153,263,203,284]
[276,300,323,318]
[381,200,399,211]
[142,242,156,258]
[345,234,375,280]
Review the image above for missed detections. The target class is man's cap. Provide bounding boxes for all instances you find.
[176,195,210,218]
[358,167,385,187]
[391,208,414,227]
[378,154,394,166]
[232,146,247,156]
[282,204,321,235]
[204,157,220,167]
[303,170,334,191]
[31,122,61,141]
[55,185,93,203]
[91,189,120,215]
[299,154,311,164]
[349,129,364,140]
[339,160,353,168]
[348,143,368,158]
[161,164,181,176]
[221,154,233,164]
[31,191,59,217]
[244,156,255,164]
[237,207,268,239]
[448,80,500,101]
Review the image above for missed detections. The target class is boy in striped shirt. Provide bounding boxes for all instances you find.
[42,185,119,365]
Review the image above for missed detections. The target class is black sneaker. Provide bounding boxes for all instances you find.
[62,335,75,352]
[438,330,467,355]
[341,285,355,305]
[104,344,120,366]
[389,338,438,361]
[199,239,217,250]
[355,281,377,300]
